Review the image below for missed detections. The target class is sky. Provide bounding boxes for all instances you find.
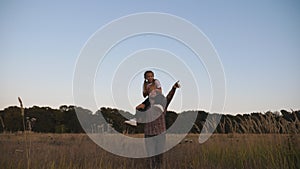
[1,1,299,115]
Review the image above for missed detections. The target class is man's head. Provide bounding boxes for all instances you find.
[150,93,167,109]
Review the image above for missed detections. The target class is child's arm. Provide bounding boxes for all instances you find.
[142,80,148,98]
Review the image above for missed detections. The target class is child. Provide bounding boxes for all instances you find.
[124,70,180,126]
[136,70,162,111]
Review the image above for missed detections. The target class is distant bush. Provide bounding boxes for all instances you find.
[0,105,299,134]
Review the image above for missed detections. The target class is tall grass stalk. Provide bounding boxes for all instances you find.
[18,97,30,169]
[0,116,5,133]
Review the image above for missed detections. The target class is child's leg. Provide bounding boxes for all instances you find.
[136,98,150,111]
[135,98,150,123]
[136,103,145,110]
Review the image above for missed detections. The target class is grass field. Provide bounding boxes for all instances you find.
[0,133,299,169]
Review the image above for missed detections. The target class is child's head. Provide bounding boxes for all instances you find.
[144,70,154,83]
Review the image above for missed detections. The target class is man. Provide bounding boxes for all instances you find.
[126,81,180,169]
[145,81,180,169]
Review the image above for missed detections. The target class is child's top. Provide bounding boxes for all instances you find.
[143,79,161,98]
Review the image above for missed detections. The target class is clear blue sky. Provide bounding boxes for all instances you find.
[1,1,299,114]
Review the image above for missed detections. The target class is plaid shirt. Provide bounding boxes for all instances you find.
[143,85,178,135]
[144,105,166,135]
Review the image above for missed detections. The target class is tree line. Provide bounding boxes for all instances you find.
[0,105,299,134]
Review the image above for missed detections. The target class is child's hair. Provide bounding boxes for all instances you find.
[144,70,154,79]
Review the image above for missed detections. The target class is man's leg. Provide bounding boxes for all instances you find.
[154,133,166,169]
[145,134,156,169]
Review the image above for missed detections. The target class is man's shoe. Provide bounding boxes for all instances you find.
[124,118,137,126]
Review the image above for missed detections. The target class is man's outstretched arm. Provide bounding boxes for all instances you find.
[166,81,180,110]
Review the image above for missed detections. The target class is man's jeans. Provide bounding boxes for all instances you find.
[145,133,166,169]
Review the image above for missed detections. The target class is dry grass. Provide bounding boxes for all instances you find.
[0,133,299,169]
